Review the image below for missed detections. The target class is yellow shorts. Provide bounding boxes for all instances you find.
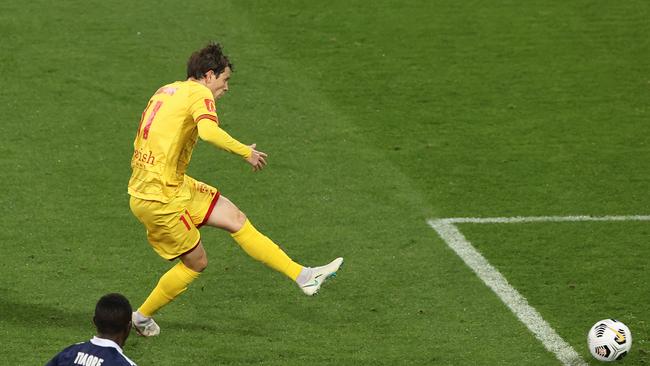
[129,175,220,260]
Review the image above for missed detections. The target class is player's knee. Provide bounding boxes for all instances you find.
[196,256,208,272]
[235,210,247,228]
[183,251,208,272]
[189,256,208,272]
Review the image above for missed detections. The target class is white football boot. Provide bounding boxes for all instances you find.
[299,257,344,296]
[132,311,160,337]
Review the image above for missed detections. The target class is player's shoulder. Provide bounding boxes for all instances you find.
[190,80,213,95]
[45,341,91,366]
[109,349,137,366]
[58,341,91,355]
[153,80,211,98]
[90,337,137,366]
[152,81,186,97]
[99,342,137,366]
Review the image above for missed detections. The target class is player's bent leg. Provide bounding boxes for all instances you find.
[204,195,344,295]
[205,195,303,281]
[133,244,206,337]
[204,195,246,233]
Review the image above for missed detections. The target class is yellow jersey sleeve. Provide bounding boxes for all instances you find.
[197,120,252,158]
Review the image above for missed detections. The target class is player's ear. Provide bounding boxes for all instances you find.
[204,70,214,81]
[92,316,97,327]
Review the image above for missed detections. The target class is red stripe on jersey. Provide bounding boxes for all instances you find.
[195,114,218,123]
[180,214,191,231]
[198,191,221,228]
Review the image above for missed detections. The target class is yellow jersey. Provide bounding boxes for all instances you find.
[128,80,220,202]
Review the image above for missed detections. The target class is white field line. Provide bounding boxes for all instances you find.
[439,214,650,224]
[427,219,588,366]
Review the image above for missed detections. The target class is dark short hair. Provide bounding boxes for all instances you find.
[186,42,233,79]
[94,293,132,335]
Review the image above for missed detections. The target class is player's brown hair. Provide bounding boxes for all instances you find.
[186,42,233,79]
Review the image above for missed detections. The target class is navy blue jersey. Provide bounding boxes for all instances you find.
[46,337,136,366]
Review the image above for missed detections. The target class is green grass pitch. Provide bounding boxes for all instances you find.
[1,1,648,365]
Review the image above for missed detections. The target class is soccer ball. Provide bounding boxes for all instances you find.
[587,319,632,362]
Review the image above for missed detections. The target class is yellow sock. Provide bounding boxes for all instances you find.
[138,261,200,317]
[231,219,303,280]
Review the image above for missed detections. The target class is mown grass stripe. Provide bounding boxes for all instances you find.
[427,219,588,366]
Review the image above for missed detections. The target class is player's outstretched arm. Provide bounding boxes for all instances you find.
[197,119,267,171]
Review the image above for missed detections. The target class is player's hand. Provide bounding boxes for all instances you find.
[245,143,268,171]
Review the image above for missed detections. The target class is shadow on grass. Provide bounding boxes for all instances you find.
[0,289,90,332]
[160,318,269,338]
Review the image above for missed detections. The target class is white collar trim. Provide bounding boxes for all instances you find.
[90,336,123,352]
[90,337,137,365]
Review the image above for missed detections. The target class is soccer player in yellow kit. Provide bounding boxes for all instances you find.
[128,43,343,336]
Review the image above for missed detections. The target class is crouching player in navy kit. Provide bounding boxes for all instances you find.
[45,293,137,366]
